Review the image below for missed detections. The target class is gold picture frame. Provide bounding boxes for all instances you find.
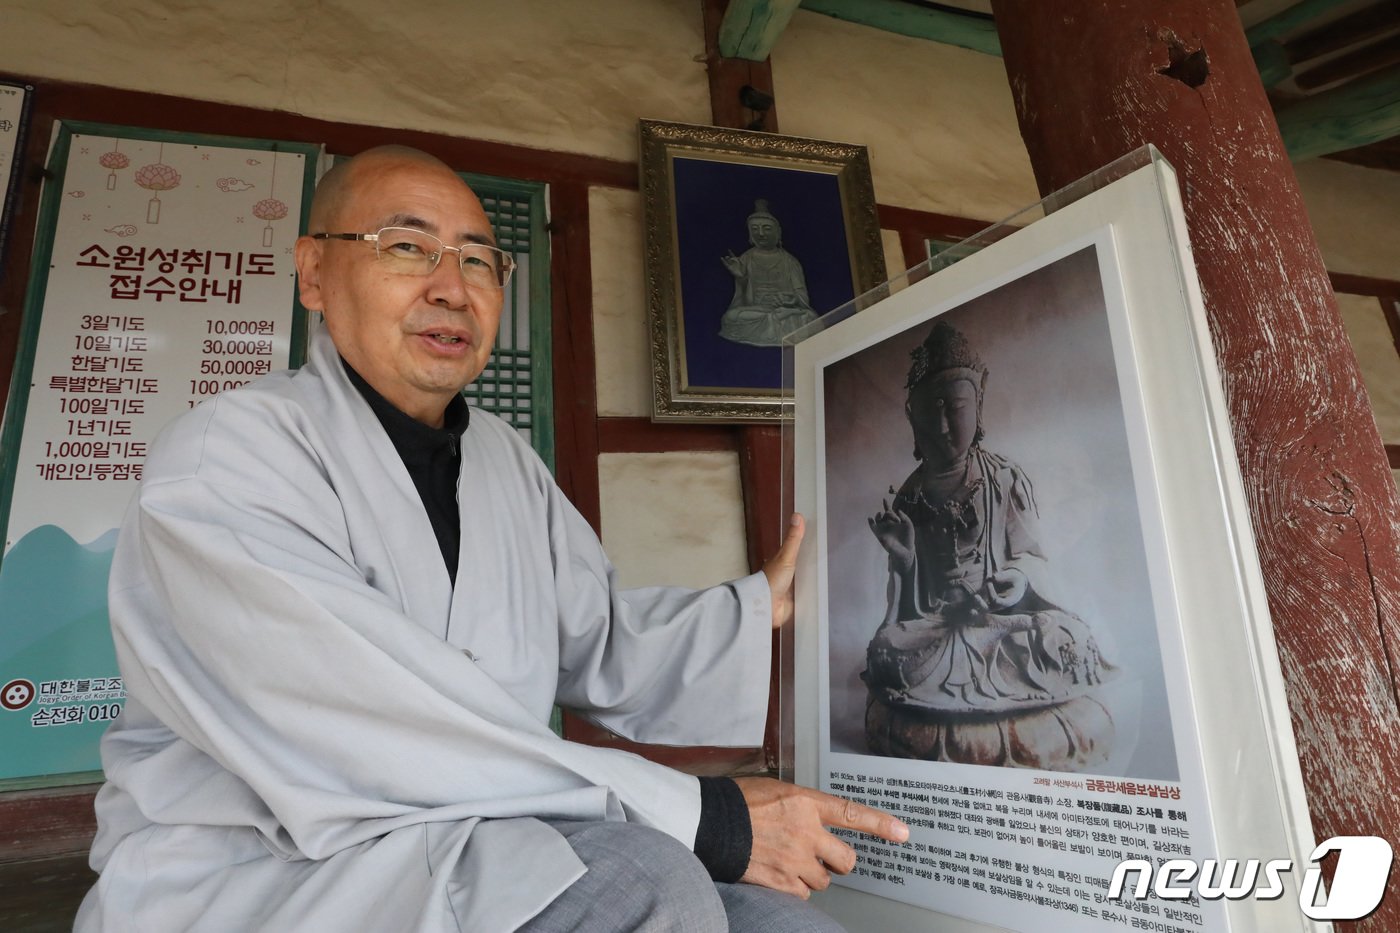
[640,119,885,421]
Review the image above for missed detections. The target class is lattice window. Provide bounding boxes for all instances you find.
[464,175,553,470]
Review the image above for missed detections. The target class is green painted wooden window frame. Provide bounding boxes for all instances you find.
[458,171,554,473]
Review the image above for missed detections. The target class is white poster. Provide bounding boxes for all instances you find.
[793,160,1321,932]
[812,238,1219,932]
[0,125,318,781]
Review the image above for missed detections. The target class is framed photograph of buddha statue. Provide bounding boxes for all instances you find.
[639,119,885,421]
[789,158,1319,932]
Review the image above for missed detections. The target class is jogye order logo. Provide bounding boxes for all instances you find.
[1,678,36,711]
[1110,836,1394,921]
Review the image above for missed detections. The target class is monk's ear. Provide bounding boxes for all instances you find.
[294,235,326,313]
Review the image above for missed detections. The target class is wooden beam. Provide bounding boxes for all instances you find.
[1251,38,1293,87]
[1381,296,1400,368]
[877,203,1007,272]
[0,785,99,861]
[737,426,791,772]
[1328,270,1400,298]
[1284,0,1400,65]
[718,0,801,61]
[1276,62,1400,161]
[1294,31,1400,91]
[876,203,996,243]
[1323,135,1400,171]
[800,0,1002,56]
[558,718,767,776]
[1244,0,1351,47]
[548,182,602,533]
[703,0,780,131]
[596,417,738,453]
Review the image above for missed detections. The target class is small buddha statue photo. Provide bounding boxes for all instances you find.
[718,199,819,347]
[862,319,1122,772]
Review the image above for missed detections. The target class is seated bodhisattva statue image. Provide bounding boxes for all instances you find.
[863,319,1120,772]
[719,199,818,347]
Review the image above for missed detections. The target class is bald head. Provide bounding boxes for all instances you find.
[309,145,460,233]
[294,144,503,426]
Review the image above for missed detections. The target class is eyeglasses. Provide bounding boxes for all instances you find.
[313,226,516,289]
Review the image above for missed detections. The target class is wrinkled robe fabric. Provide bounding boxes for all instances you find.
[75,323,773,932]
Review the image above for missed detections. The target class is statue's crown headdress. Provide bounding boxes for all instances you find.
[748,199,778,223]
[906,320,986,390]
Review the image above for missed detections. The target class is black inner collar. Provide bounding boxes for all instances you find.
[342,358,468,583]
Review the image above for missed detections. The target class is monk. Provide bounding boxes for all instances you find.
[76,146,907,932]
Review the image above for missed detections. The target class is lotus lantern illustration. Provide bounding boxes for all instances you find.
[134,162,181,224]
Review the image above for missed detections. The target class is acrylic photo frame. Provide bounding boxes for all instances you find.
[780,148,1321,932]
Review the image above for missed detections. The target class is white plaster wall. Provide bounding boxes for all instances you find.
[591,186,651,418]
[598,451,750,590]
[1337,292,1400,440]
[773,10,1040,224]
[880,229,909,281]
[1,0,711,163]
[1296,159,1400,279]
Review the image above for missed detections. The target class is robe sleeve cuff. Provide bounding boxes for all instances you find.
[731,570,773,633]
[693,776,752,883]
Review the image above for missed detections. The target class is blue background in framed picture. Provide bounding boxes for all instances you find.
[672,156,854,392]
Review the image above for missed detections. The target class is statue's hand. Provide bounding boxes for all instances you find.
[721,254,744,277]
[868,497,915,574]
[985,569,1028,609]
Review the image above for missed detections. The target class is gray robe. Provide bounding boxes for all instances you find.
[76,323,773,932]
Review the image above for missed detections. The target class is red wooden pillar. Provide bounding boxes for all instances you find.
[990,2,1400,927]
[702,0,790,770]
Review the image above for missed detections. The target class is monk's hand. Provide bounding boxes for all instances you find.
[762,514,804,630]
[735,776,909,898]
[868,493,915,574]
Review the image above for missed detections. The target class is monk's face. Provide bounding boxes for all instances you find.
[907,376,978,469]
[295,155,502,426]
